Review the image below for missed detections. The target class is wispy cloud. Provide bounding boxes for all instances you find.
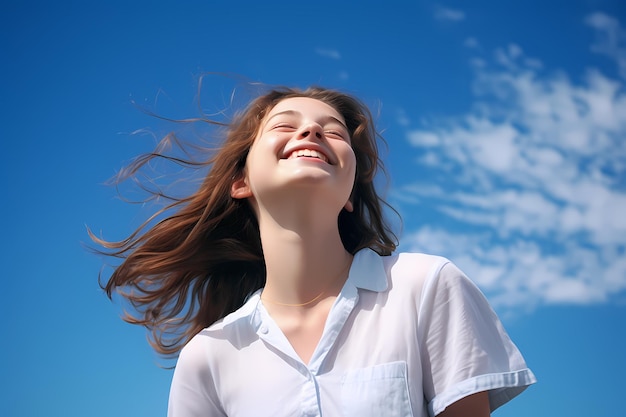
[398,14,626,311]
[434,6,465,22]
[315,47,341,60]
[464,37,480,49]
[396,108,411,127]
[585,12,626,79]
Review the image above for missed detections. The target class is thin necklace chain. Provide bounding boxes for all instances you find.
[261,261,351,307]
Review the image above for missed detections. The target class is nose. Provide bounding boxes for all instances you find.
[298,123,323,140]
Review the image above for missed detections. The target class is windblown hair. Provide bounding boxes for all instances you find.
[92,86,398,357]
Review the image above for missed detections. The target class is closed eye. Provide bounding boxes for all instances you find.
[272,123,296,131]
[271,123,296,133]
[325,130,346,139]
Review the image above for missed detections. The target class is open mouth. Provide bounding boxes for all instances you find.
[287,149,329,163]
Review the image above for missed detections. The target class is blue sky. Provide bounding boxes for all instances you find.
[2,1,625,416]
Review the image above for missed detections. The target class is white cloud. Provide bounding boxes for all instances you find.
[315,47,341,60]
[434,6,465,22]
[398,14,626,311]
[585,12,626,79]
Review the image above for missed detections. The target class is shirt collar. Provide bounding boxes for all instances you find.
[346,248,389,293]
[241,248,389,331]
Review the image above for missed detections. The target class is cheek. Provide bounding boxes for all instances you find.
[242,140,277,193]
[342,146,358,176]
[246,137,272,167]
[248,134,282,163]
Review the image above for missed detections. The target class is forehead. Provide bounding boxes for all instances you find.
[266,97,345,124]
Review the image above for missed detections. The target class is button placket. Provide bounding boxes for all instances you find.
[299,370,321,417]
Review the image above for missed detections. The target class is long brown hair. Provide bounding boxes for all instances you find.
[92,86,398,357]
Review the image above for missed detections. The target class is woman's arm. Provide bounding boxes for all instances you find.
[438,391,490,417]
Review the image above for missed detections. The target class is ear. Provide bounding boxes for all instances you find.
[343,199,354,212]
[230,176,252,199]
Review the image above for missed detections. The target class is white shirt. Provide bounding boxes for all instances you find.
[168,249,536,417]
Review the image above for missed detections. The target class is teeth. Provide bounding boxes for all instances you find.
[289,149,328,163]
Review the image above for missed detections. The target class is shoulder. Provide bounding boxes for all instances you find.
[351,250,454,311]
[384,252,450,277]
[383,251,482,298]
[378,251,492,318]
[412,254,500,333]
[178,294,260,365]
[381,251,452,294]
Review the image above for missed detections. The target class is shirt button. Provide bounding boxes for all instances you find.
[259,326,268,334]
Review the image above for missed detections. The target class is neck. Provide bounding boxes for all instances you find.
[256,203,353,306]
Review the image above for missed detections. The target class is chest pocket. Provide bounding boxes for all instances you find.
[341,361,413,417]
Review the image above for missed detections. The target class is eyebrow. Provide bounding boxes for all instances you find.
[264,110,348,130]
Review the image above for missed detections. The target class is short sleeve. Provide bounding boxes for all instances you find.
[168,334,226,417]
[417,261,536,416]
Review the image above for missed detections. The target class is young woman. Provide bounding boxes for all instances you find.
[95,86,536,416]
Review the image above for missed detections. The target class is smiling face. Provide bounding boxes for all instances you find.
[231,97,357,215]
